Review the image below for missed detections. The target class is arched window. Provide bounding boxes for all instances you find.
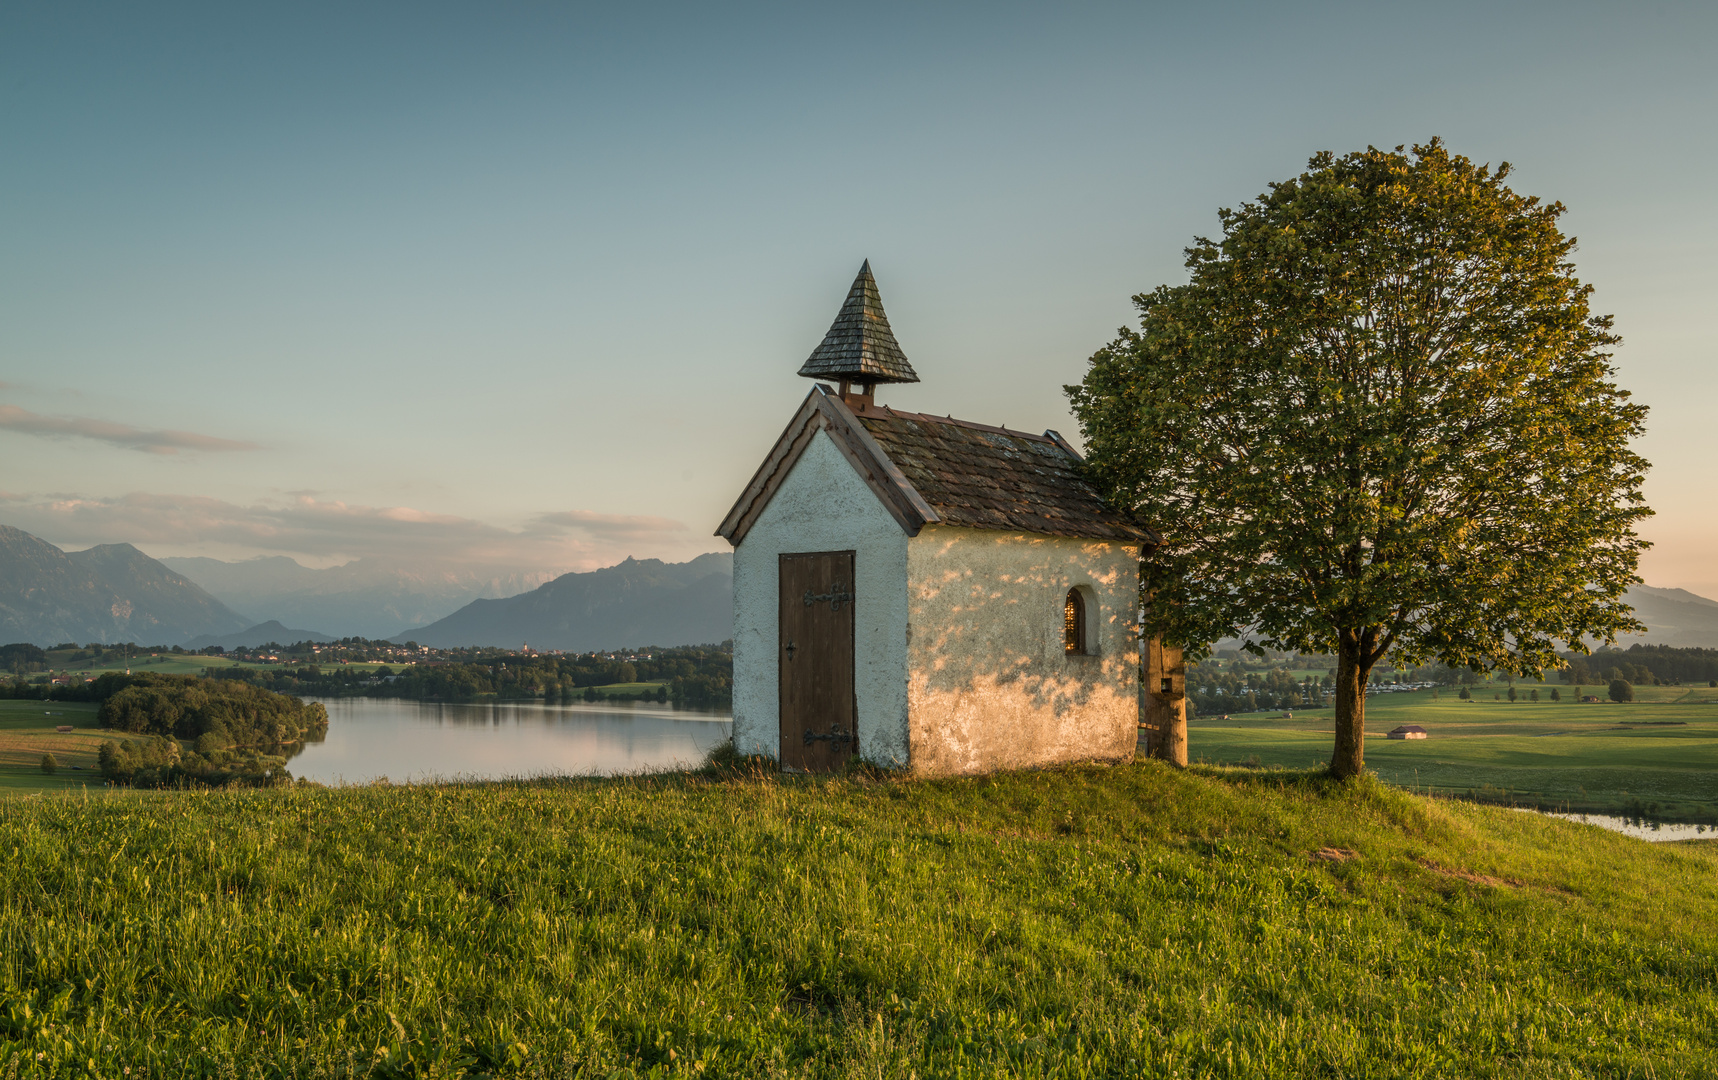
[1064,588,1087,655]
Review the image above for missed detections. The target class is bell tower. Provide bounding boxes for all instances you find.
[797,261,920,408]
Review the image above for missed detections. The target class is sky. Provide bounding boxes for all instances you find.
[3,2,1715,592]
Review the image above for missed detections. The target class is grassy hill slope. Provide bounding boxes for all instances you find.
[2,763,1716,1077]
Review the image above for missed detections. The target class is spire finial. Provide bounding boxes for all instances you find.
[797,261,919,391]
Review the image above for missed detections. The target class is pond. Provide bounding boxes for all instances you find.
[290,698,732,785]
[1517,808,1716,842]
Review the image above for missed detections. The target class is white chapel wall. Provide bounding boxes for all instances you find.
[903,525,1139,776]
[731,429,911,767]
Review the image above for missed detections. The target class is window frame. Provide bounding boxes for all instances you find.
[1063,586,1096,657]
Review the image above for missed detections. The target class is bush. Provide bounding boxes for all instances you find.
[1609,679,1634,703]
[39,753,56,775]
[1458,687,1470,700]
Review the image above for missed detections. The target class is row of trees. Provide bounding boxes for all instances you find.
[1561,646,1718,687]
[201,645,734,709]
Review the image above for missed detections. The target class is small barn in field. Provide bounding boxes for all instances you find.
[1387,724,1429,740]
[718,262,1169,775]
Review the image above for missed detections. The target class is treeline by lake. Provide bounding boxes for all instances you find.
[200,645,734,708]
[0,671,326,787]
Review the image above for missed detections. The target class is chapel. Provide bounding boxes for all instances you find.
[717,262,1184,775]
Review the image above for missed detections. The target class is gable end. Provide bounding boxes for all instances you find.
[716,386,940,546]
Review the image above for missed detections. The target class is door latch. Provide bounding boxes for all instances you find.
[803,725,854,747]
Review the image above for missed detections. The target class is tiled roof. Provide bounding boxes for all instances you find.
[797,261,920,386]
[852,406,1151,542]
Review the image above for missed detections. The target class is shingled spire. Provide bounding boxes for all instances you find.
[798,261,920,391]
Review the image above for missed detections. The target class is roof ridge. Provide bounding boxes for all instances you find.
[875,408,1057,444]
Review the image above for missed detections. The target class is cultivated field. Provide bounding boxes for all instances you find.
[1190,689,1718,822]
[0,700,132,795]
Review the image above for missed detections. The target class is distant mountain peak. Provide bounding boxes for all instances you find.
[396,552,732,650]
[0,525,250,646]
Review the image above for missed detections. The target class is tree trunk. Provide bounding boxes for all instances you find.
[1146,691,1187,767]
[1330,637,1368,779]
[1144,636,1187,767]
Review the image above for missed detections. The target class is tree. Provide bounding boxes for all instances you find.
[1070,139,1651,779]
[1609,678,1633,703]
[1458,687,1471,700]
[1550,688,1561,702]
[39,753,56,775]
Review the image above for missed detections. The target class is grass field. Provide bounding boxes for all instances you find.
[1190,689,1718,822]
[0,762,1715,1076]
[0,700,133,796]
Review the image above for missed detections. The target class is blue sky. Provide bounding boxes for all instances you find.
[3,2,1715,590]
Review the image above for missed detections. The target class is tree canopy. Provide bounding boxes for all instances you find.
[1069,139,1651,776]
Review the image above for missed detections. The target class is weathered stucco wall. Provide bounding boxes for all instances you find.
[904,525,1139,776]
[731,430,910,767]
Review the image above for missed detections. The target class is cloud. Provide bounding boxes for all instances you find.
[529,509,691,542]
[0,404,260,454]
[0,491,718,572]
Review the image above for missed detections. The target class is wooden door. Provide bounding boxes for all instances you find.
[779,550,856,771]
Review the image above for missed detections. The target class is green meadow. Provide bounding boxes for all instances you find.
[1,762,1717,1077]
[0,700,129,796]
[1189,688,1718,822]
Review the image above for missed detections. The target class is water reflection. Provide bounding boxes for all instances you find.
[1518,808,1715,842]
[293,698,732,785]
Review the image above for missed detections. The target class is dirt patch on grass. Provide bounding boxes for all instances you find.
[1415,858,1580,897]
[1312,846,1360,863]
[1419,858,1518,888]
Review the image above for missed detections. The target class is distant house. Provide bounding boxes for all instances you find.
[1581,695,1602,703]
[1387,724,1428,740]
[719,262,1179,776]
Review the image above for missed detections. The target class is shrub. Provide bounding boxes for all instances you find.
[1609,679,1634,703]
[40,753,57,775]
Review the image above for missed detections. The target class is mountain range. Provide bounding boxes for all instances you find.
[4,520,1717,653]
[184,621,336,651]
[396,553,733,650]
[1612,585,1718,649]
[0,525,249,646]
[160,555,561,640]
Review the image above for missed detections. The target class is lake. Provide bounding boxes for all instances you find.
[1521,808,1716,842]
[291,698,732,785]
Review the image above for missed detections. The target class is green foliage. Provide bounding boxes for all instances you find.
[1566,644,1718,687]
[91,675,324,788]
[1610,678,1635,703]
[1070,139,1651,776]
[201,645,734,709]
[1071,143,1650,760]
[0,766,1714,1076]
[37,753,55,775]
